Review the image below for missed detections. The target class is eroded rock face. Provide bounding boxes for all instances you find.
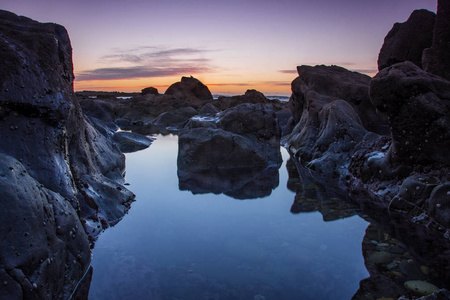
[370,61,450,166]
[378,9,435,71]
[177,104,282,199]
[423,0,450,81]
[289,65,389,135]
[0,10,134,298]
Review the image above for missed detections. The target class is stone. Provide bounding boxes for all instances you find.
[423,0,450,81]
[428,183,450,228]
[370,61,450,166]
[288,65,388,135]
[378,9,435,71]
[165,76,213,101]
[153,106,198,130]
[112,131,154,153]
[404,280,439,296]
[141,86,158,95]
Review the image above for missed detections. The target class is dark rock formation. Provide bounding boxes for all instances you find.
[141,86,158,95]
[0,10,133,298]
[178,104,282,199]
[165,76,213,101]
[378,9,435,71]
[370,61,450,166]
[112,131,154,153]
[423,0,450,81]
[289,65,389,135]
[214,89,283,111]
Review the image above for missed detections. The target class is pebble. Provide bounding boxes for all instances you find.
[404,280,439,296]
[32,283,37,289]
[3,281,7,285]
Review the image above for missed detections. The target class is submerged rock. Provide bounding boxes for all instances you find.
[404,280,439,296]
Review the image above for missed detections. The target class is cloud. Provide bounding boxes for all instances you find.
[76,46,215,81]
[76,65,211,81]
[278,70,298,74]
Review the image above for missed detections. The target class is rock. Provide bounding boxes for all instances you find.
[423,0,450,81]
[165,76,213,101]
[198,102,220,115]
[215,89,278,111]
[112,131,154,153]
[0,10,134,297]
[153,106,198,130]
[428,183,450,228]
[404,280,439,296]
[378,9,435,71]
[141,86,158,95]
[288,65,388,135]
[366,251,393,265]
[177,103,282,198]
[285,89,367,177]
[369,61,450,166]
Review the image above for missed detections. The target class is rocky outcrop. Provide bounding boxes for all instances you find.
[423,1,450,81]
[0,10,133,298]
[377,9,435,71]
[178,103,282,199]
[370,61,450,166]
[165,76,213,101]
[284,65,389,177]
[289,65,389,135]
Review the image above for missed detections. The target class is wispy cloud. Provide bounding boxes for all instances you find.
[278,70,298,74]
[76,46,215,81]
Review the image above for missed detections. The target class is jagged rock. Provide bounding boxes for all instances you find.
[423,0,450,81]
[165,76,213,101]
[369,61,450,166]
[285,89,368,177]
[112,131,154,153]
[141,86,158,95]
[215,89,279,111]
[378,9,435,71]
[0,10,134,297]
[289,65,388,135]
[153,106,198,130]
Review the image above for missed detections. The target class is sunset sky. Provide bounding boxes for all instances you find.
[1,0,437,95]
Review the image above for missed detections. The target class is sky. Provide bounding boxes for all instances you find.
[0,0,437,95]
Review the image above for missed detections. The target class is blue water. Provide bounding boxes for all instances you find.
[88,135,369,300]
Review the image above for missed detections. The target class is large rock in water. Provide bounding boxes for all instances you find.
[377,9,435,71]
[177,103,282,199]
[0,10,133,298]
[370,61,450,166]
[423,0,450,81]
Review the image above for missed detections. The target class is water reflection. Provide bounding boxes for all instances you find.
[88,135,370,299]
[286,157,357,221]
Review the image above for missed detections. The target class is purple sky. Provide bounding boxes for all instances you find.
[1,0,437,95]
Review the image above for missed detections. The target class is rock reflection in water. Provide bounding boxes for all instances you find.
[286,157,358,221]
[177,155,280,200]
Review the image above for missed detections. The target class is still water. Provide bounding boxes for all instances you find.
[88,135,370,300]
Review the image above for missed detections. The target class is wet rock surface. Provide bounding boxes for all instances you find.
[0,10,134,298]
[178,103,282,199]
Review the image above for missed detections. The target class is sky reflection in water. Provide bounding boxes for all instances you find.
[89,134,369,300]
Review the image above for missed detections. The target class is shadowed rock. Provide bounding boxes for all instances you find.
[165,76,213,101]
[423,0,450,81]
[378,9,435,71]
[141,86,158,95]
[0,10,134,298]
[370,61,450,166]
